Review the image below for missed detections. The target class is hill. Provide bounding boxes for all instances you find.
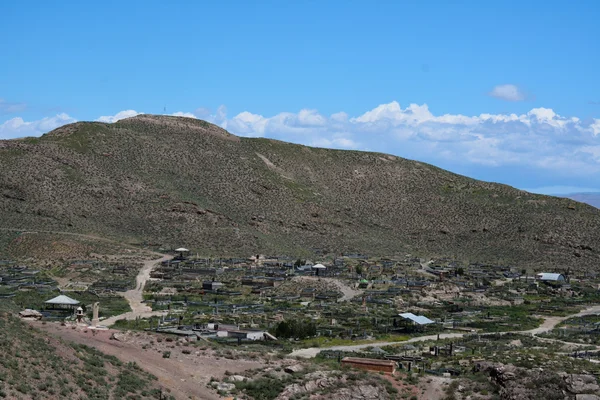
[1,114,599,270]
[0,302,169,399]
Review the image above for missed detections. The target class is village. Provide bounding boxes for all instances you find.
[3,249,600,399]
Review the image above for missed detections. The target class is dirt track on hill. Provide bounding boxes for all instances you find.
[102,254,173,326]
[34,322,266,400]
[291,276,364,301]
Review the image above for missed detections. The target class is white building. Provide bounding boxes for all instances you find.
[536,273,566,283]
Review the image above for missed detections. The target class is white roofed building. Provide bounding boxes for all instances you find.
[399,312,434,325]
[536,273,566,283]
[45,295,80,310]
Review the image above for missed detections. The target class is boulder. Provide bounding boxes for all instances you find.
[565,374,600,394]
[576,395,600,400]
[19,309,42,320]
[110,332,127,341]
[284,365,304,374]
[217,382,235,392]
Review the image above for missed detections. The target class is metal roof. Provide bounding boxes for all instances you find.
[536,273,565,281]
[399,312,434,325]
[45,295,80,305]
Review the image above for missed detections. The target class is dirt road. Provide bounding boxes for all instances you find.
[292,276,363,302]
[34,322,264,400]
[102,254,173,326]
[515,304,600,335]
[290,304,600,358]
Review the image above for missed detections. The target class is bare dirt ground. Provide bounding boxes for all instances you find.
[102,254,173,326]
[33,321,267,400]
[290,332,467,358]
[292,276,363,302]
[419,375,453,400]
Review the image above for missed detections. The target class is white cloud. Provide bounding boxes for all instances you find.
[0,113,76,139]
[96,110,141,123]
[188,105,227,125]
[3,102,600,188]
[488,84,526,102]
[171,112,196,118]
[214,102,600,180]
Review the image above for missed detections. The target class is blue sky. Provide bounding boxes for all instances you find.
[1,0,599,194]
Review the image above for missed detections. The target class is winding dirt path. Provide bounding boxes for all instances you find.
[292,276,364,302]
[102,254,173,326]
[290,304,600,358]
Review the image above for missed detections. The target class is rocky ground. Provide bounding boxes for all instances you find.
[2,114,599,268]
[476,362,600,400]
[33,321,270,399]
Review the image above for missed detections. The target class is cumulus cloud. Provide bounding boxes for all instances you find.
[3,101,600,187]
[0,113,76,139]
[488,84,526,102]
[96,110,141,123]
[171,111,196,118]
[215,101,600,177]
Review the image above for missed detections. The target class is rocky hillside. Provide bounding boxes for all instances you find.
[0,302,169,399]
[1,114,599,269]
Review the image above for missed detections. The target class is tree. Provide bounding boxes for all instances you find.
[273,320,316,339]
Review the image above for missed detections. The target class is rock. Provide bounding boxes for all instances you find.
[216,382,235,392]
[18,309,42,320]
[565,374,600,394]
[228,375,246,382]
[576,395,600,400]
[284,365,304,374]
[110,332,127,341]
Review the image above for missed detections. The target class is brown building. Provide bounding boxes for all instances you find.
[341,357,396,374]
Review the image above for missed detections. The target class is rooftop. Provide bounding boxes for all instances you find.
[341,357,396,367]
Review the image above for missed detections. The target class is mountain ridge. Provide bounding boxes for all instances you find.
[1,114,598,270]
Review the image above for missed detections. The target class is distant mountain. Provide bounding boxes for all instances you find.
[562,193,600,209]
[0,114,599,270]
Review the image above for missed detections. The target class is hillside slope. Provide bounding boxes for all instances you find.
[563,193,600,209]
[1,114,598,269]
[0,302,168,399]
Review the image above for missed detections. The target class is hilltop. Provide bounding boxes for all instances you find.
[0,114,599,269]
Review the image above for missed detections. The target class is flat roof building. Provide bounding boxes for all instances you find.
[341,357,396,374]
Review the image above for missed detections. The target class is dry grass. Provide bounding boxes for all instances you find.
[0,114,598,270]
